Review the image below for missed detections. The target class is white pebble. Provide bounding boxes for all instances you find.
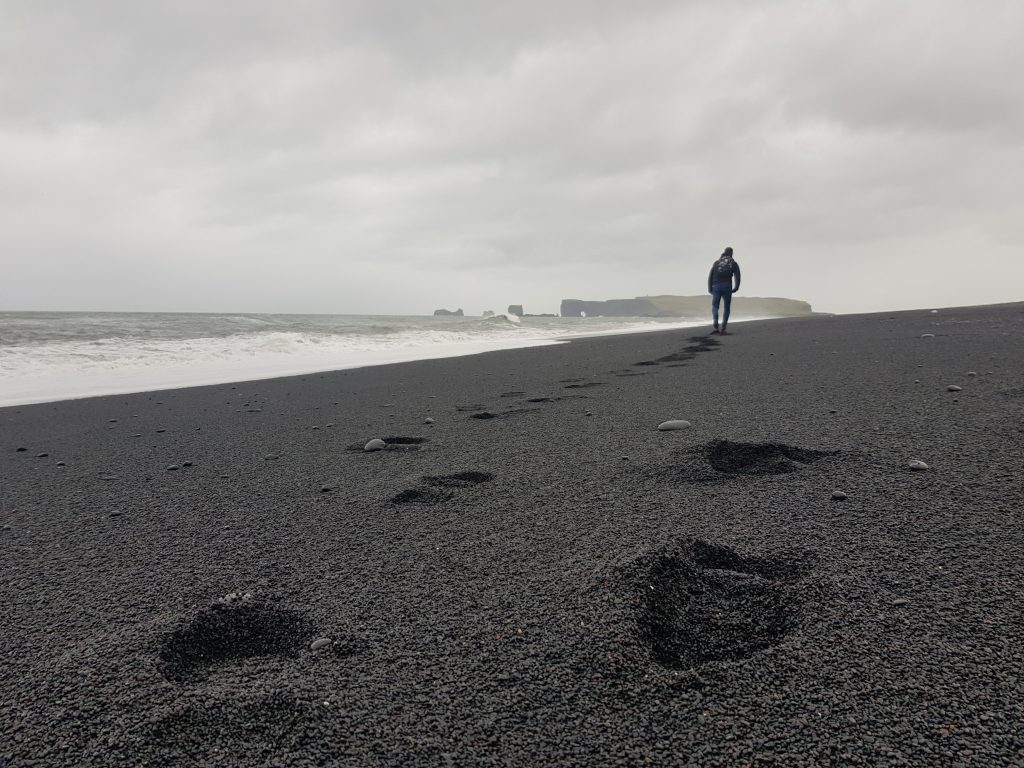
[364,438,386,452]
[908,459,929,471]
[657,420,692,431]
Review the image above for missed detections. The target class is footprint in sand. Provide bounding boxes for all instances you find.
[634,539,814,670]
[346,436,429,452]
[636,440,837,484]
[391,470,494,504]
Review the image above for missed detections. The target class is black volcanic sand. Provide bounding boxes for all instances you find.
[2,304,1023,767]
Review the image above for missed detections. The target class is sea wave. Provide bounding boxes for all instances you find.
[0,314,710,406]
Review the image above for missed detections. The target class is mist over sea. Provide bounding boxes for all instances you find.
[0,311,711,407]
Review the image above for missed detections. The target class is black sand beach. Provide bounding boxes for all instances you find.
[2,304,1023,767]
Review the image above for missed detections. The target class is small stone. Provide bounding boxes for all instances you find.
[657,420,692,431]
[131,434,142,438]
[246,408,262,413]
[967,371,977,377]
[264,454,279,461]
[908,459,929,471]
[326,423,334,428]
[831,491,848,501]
[364,438,386,452]
[182,461,193,467]
[36,453,48,458]
[108,511,122,518]
[424,418,435,424]
[621,456,630,461]
[167,464,180,471]
[101,475,119,481]
[320,485,332,493]
[156,428,166,433]
[312,426,319,430]
[914,379,920,383]
[310,637,332,652]
[471,412,496,420]
[56,461,66,467]
[108,419,117,423]
[920,333,935,338]
[891,598,911,606]
[585,411,593,416]
[947,385,962,392]
[15,447,27,452]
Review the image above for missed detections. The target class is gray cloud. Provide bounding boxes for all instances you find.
[2,0,1022,314]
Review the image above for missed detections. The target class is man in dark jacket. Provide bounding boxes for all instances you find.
[708,246,741,334]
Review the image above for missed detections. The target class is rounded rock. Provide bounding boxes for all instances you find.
[424,418,435,424]
[831,491,848,501]
[908,459,929,471]
[364,438,386,452]
[920,333,935,338]
[310,637,332,652]
[657,420,692,431]
[167,464,180,471]
[947,385,962,392]
[967,371,977,377]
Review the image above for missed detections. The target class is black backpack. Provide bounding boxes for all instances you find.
[714,257,733,281]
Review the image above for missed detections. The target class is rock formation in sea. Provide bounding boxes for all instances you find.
[482,310,495,317]
[559,295,814,318]
[507,305,524,317]
[433,308,465,317]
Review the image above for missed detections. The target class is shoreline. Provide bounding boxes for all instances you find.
[1,316,724,409]
[2,302,1022,766]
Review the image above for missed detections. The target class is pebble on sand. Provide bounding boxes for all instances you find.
[657,420,692,431]
[310,637,332,651]
[947,385,962,392]
[831,491,848,501]
[36,453,48,458]
[364,438,387,452]
[424,418,435,424]
[920,333,935,338]
[167,465,180,471]
[891,598,911,606]
[16,447,27,452]
[264,454,280,461]
[967,371,978,377]
[908,459,929,471]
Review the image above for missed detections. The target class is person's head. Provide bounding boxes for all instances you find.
[722,246,733,258]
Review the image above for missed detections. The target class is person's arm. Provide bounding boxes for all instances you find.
[733,262,741,293]
[708,265,714,294]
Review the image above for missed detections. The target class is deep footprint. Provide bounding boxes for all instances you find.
[392,471,493,504]
[347,436,429,451]
[426,471,494,487]
[637,540,807,670]
[158,603,314,682]
[705,440,834,475]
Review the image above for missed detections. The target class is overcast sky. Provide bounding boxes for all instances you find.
[2,1,1022,316]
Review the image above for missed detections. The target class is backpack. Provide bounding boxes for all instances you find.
[714,257,733,281]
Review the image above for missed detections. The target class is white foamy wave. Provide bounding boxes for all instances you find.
[0,314,712,407]
[479,313,521,325]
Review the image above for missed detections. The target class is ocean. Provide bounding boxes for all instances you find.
[0,311,711,407]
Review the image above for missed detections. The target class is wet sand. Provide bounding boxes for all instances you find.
[2,303,1023,767]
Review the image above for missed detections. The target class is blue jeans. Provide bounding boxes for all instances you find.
[711,284,733,327]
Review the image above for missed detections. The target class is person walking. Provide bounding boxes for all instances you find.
[708,246,741,334]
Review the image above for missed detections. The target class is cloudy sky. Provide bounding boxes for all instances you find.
[2,0,1022,316]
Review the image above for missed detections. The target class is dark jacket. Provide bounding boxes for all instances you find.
[708,257,741,293]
